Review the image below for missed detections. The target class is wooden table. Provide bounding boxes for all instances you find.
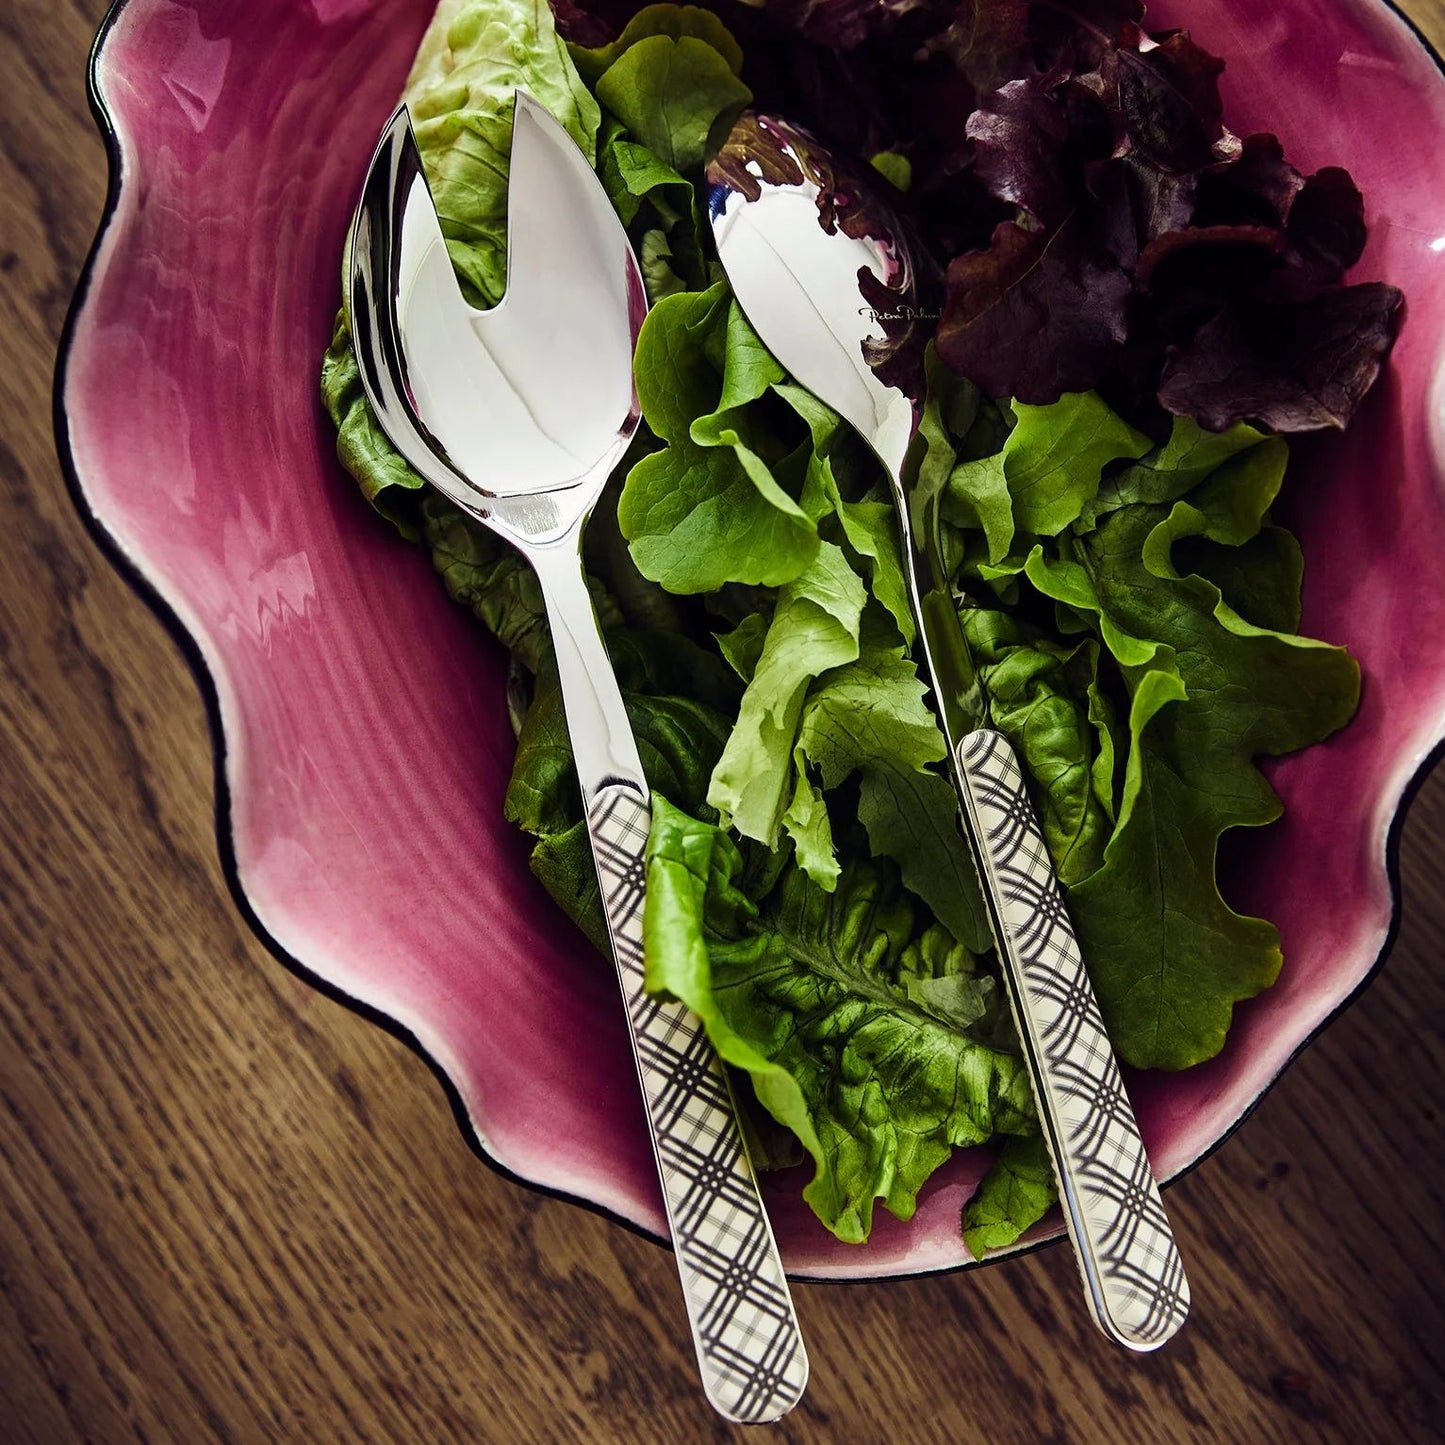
[4,3,1443,1440]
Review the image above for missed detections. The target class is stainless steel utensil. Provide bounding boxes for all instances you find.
[707,114,1189,1351]
[349,94,807,1421]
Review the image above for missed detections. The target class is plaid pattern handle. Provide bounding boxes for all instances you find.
[586,784,808,1422]
[957,729,1190,1351]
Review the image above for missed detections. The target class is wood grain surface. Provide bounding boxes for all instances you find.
[3,2,1444,1440]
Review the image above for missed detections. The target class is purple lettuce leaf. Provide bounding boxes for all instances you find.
[555,0,1402,433]
[929,9,1399,430]
[1157,282,1404,431]
[1096,28,1228,172]
[939,217,1133,401]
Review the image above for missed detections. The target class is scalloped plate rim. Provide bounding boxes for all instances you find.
[50,0,1445,1283]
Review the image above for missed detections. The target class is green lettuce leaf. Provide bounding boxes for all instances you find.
[707,541,865,848]
[619,282,819,590]
[593,35,750,174]
[596,123,712,296]
[993,391,1152,536]
[500,632,736,945]
[405,0,601,307]
[643,798,1036,1243]
[1076,417,1277,533]
[916,352,1014,567]
[945,390,1150,552]
[506,656,731,831]
[530,820,608,954]
[422,493,616,673]
[569,3,745,85]
[964,609,1118,887]
[868,150,912,192]
[639,228,688,301]
[962,1135,1057,1257]
[1025,458,1359,1068]
[320,315,427,538]
[1179,526,1304,636]
[776,381,916,645]
[577,467,689,636]
[715,612,770,680]
[599,135,692,226]
[792,637,991,950]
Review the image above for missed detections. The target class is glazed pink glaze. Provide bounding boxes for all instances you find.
[61,0,1445,1279]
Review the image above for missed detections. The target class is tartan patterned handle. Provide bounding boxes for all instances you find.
[956,729,1190,1351]
[586,784,809,1422]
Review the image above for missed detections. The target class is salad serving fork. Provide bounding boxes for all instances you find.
[348,92,807,1422]
[706,114,1190,1351]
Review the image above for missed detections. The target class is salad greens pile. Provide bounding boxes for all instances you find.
[321,0,1377,1250]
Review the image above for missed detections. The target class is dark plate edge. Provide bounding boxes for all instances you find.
[49,0,1445,1288]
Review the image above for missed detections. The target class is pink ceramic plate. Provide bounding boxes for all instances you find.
[57,0,1445,1279]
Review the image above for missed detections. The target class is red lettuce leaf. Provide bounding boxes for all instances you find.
[1028,0,1144,70]
[1135,222,1285,292]
[556,0,1402,432]
[1096,29,1227,172]
[1194,132,1302,229]
[929,10,1400,430]
[967,72,1075,225]
[1157,282,1404,431]
[1084,153,1196,268]
[740,0,930,48]
[1286,166,1367,286]
[920,0,1035,95]
[938,217,1132,401]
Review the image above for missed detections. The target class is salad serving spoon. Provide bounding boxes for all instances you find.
[348,93,807,1423]
[706,113,1189,1352]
